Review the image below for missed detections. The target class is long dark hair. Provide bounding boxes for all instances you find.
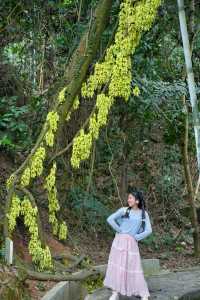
[121,187,146,232]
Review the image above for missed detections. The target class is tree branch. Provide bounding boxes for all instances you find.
[20,266,101,282]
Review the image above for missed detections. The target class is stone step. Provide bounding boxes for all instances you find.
[84,267,200,300]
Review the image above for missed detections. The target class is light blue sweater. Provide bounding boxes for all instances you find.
[106,207,152,241]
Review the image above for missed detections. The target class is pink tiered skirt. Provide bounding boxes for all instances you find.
[103,233,150,298]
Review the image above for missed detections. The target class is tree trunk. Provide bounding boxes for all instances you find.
[120,163,128,203]
[177,0,200,171]
[56,0,114,145]
[179,96,200,256]
[177,0,200,256]
[20,265,102,282]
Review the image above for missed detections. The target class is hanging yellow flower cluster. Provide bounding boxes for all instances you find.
[44,162,68,240]
[71,94,114,167]
[132,85,140,96]
[58,87,67,104]
[30,146,46,177]
[20,146,46,187]
[20,197,53,270]
[7,194,21,232]
[58,221,68,240]
[7,99,67,267]
[71,0,161,168]
[71,129,92,168]
[6,174,16,190]
[6,64,71,269]
[45,111,60,147]
[7,194,52,270]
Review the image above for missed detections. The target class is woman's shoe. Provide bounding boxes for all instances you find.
[141,297,149,300]
[109,290,119,300]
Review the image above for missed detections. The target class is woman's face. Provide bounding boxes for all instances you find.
[127,193,138,207]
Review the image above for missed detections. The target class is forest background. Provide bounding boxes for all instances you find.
[0,0,200,298]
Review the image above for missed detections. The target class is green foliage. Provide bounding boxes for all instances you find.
[144,231,175,250]
[4,41,26,67]
[82,273,104,294]
[68,187,110,232]
[175,244,185,253]
[0,96,31,151]
[140,233,158,248]
[1,0,91,92]
[162,232,175,246]
[130,77,196,152]
[0,135,15,150]
[80,256,104,294]
[28,94,49,139]
[36,282,46,291]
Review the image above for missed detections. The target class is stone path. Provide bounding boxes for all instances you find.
[85,267,200,300]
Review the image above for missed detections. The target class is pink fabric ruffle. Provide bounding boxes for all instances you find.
[103,233,150,297]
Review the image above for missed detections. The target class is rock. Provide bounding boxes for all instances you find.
[41,281,87,300]
[141,258,160,276]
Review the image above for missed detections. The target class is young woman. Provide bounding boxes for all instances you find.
[103,188,152,300]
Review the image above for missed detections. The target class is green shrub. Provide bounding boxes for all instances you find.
[68,187,110,233]
[0,96,31,151]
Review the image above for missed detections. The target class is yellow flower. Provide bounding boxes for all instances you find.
[72,0,161,169]
[133,86,140,96]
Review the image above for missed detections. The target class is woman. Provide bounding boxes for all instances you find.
[103,188,152,300]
